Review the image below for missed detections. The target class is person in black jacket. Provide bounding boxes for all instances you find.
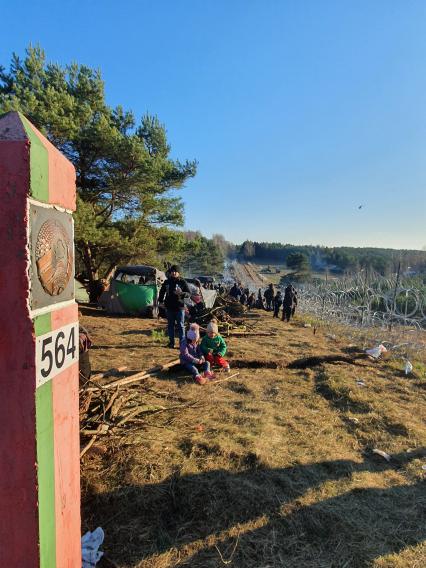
[247,292,256,310]
[273,291,283,318]
[255,288,265,309]
[264,283,275,311]
[229,282,242,300]
[158,265,191,348]
[282,284,298,322]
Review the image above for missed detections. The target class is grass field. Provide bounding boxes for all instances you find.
[80,306,426,568]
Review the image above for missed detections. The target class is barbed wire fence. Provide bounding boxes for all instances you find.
[298,271,426,362]
[225,262,426,364]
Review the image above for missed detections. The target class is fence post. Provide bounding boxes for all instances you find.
[389,262,401,332]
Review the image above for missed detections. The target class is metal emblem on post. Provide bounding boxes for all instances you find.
[36,219,73,295]
[30,203,75,310]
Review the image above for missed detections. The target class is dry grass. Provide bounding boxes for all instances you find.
[80,305,426,568]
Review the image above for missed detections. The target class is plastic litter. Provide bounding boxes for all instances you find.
[404,360,413,375]
[356,380,366,387]
[365,344,387,359]
[303,323,312,328]
[82,527,104,568]
[422,465,426,471]
[372,448,391,462]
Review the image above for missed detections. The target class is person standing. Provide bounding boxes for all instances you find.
[282,284,297,322]
[158,265,191,348]
[247,292,256,309]
[229,282,242,300]
[256,288,265,309]
[264,283,275,311]
[273,290,283,318]
[291,286,298,317]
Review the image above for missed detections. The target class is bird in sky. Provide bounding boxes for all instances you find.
[358,204,364,210]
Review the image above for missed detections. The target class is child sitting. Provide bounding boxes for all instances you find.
[200,321,230,372]
[180,323,214,385]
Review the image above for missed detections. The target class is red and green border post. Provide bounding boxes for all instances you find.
[0,112,80,566]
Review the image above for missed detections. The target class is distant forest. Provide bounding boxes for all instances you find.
[237,241,426,276]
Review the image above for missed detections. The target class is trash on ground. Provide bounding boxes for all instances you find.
[422,465,426,471]
[365,344,387,359]
[82,527,104,568]
[356,380,366,387]
[347,417,359,424]
[303,323,312,328]
[372,448,391,462]
[404,359,413,375]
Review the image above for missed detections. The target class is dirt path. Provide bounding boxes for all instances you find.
[80,306,426,568]
[231,261,267,289]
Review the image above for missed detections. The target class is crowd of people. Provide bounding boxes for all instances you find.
[156,265,298,386]
[227,280,298,320]
[80,264,298,387]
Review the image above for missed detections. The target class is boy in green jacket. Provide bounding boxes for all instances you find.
[200,321,230,371]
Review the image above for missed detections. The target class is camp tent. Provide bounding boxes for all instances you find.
[186,279,217,309]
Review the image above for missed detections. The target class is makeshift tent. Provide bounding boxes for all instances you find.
[186,280,217,309]
[98,265,166,317]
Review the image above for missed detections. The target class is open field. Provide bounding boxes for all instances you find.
[80,306,426,568]
[231,260,335,286]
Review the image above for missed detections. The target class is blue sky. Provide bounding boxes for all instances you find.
[2,1,426,249]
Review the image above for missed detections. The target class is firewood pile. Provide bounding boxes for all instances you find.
[215,295,248,317]
[190,294,266,337]
[79,359,201,459]
[193,295,248,326]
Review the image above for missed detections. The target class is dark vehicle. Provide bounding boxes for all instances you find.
[99,265,166,318]
[196,275,215,286]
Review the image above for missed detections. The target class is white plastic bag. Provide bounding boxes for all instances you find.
[365,344,387,359]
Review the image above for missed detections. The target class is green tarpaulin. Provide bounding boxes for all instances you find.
[115,281,156,312]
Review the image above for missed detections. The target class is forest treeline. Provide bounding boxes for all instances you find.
[238,241,426,276]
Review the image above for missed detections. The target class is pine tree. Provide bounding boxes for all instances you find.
[0,46,197,295]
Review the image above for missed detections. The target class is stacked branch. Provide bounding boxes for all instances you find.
[193,294,263,336]
[79,358,199,458]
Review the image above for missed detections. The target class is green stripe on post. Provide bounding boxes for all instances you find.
[20,114,49,203]
[36,382,56,568]
[34,312,56,568]
[34,312,51,337]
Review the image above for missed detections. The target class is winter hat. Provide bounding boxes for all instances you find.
[169,264,180,273]
[207,321,218,335]
[189,322,200,340]
[187,329,198,341]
